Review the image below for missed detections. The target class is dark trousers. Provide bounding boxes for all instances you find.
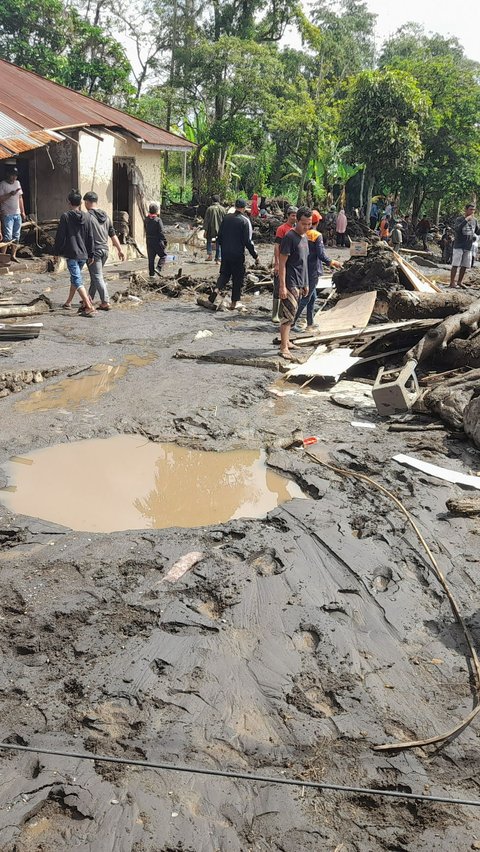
[370,216,377,230]
[147,239,166,276]
[336,231,347,246]
[217,256,245,303]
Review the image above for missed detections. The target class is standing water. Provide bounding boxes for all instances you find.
[0,435,304,532]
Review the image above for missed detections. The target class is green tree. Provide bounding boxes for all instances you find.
[379,27,480,218]
[339,69,429,217]
[0,0,133,101]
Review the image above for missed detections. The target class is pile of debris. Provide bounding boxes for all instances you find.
[333,243,401,295]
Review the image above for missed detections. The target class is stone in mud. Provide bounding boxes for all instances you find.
[32,371,44,383]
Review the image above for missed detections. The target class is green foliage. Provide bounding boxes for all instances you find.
[0,0,133,101]
[340,69,428,190]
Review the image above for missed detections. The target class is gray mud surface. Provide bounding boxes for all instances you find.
[1,245,480,851]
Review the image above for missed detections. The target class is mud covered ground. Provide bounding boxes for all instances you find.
[1,244,480,851]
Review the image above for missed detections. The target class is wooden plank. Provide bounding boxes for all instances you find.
[391,249,442,293]
[294,317,439,347]
[313,291,376,331]
[286,347,362,381]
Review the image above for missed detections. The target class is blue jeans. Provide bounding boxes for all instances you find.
[295,277,317,326]
[67,258,86,289]
[206,238,221,260]
[2,213,21,242]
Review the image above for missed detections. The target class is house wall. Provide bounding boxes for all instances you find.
[78,130,163,250]
[29,138,80,222]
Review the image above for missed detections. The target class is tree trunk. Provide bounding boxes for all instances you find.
[439,337,480,369]
[388,290,475,321]
[422,368,480,429]
[433,197,442,226]
[407,299,480,364]
[359,168,365,212]
[365,176,375,221]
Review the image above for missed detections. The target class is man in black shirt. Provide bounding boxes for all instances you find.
[278,207,312,359]
[144,203,167,277]
[216,198,258,310]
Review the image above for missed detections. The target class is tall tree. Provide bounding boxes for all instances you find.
[339,69,428,217]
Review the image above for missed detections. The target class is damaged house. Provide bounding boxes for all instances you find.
[0,59,195,251]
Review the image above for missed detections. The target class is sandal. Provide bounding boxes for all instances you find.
[62,303,72,309]
[83,308,96,317]
[279,349,294,360]
[98,303,111,311]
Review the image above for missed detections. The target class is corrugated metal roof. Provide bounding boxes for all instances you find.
[0,111,64,159]
[0,59,195,150]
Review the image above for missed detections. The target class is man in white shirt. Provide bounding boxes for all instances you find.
[0,165,26,262]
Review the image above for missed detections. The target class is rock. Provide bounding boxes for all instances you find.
[32,371,44,383]
[0,388,10,398]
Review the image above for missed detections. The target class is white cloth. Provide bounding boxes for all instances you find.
[0,180,22,215]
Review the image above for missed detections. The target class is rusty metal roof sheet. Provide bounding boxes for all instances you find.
[0,111,64,159]
[0,59,195,150]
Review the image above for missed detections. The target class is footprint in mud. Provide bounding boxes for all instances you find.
[249,547,285,576]
[292,627,321,653]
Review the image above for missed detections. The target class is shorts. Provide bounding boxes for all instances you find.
[280,286,300,325]
[2,213,22,243]
[452,248,472,268]
[67,258,86,288]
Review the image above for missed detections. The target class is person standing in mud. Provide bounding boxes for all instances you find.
[215,199,258,311]
[144,203,167,278]
[203,194,225,262]
[277,207,312,359]
[272,205,297,323]
[293,210,341,333]
[83,191,125,311]
[54,189,96,316]
[0,165,26,263]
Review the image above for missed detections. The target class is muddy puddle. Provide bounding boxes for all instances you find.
[0,435,304,532]
[16,354,155,413]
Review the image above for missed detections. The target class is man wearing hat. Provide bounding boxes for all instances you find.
[0,165,26,262]
[272,205,297,322]
[451,203,480,288]
[216,199,258,310]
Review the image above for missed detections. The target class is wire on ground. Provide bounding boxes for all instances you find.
[0,742,479,808]
[305,450,480,752]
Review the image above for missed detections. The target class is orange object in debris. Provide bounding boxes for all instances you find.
[303,436,319,446]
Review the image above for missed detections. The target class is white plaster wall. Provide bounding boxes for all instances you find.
[78,130,163,252]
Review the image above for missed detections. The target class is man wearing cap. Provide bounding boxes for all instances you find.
[272,205,297,322]
[451,203,480,288]
[293,210,341,332]
[83,191,125,310]
[278,207,312,359]
[0,165,26,263]
[216,199,258,310]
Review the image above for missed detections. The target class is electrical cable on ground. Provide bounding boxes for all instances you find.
[0,742,479,808]
[305,449,480,751]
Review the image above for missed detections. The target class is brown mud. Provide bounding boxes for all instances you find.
[0,242,479,851]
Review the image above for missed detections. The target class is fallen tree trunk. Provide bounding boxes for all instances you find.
[464,394,480,449]
[388,290,475,321]
[438,337,480,369]
[406,298,480,363]
[446,496,480,516]
[422,368,480,429]
[0,295,52,319]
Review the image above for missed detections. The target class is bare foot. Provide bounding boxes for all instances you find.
[279,349,293,360]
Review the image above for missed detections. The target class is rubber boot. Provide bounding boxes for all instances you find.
[272,298,281,323]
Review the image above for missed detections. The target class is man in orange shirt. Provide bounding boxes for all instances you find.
[272,205,297,322]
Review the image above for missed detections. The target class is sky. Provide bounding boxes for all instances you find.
[368,0,480,63]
